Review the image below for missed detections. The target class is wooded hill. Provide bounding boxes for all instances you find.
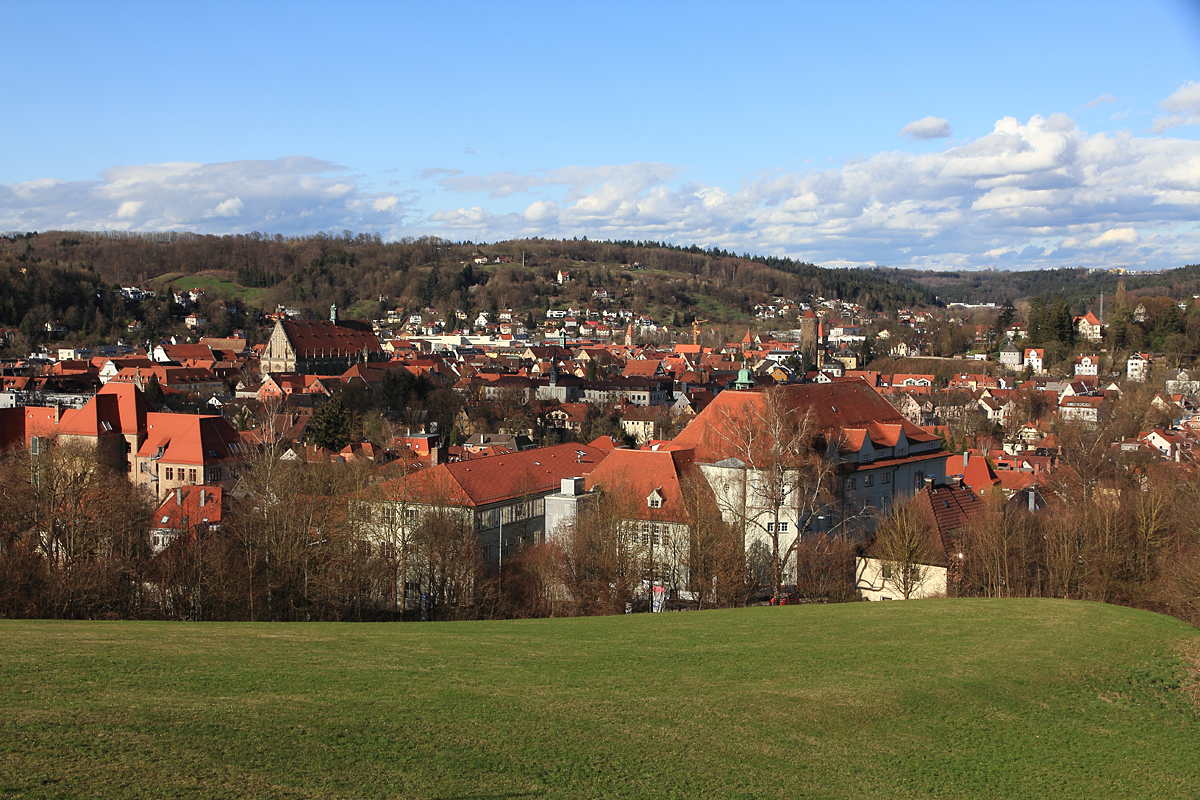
[2,230,1196,335]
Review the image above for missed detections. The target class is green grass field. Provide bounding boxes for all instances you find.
[149,273,270,305]
[2,600,1198,799]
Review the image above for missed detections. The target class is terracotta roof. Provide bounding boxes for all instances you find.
[623,360,663,378]
[198,337,248,353]
[906,481,989,566]
[585,447,708,523]
[153,486,224,531]
[281,319,382,358]
[385,442,609,507]
[136,413,246,466]
[945,451,1002,496]
[57,382,153,439]
[672,381,940,464]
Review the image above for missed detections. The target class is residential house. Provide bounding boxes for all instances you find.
[377,442,609,566]
[999,342,1023,370]
[1024,348,1045,374]
[621,405,670,445]
[1073,355,1100,377]
[1127,353,1150,383]
[1074,312,1104,342]
[855,479,986,600]
[1058,395,1105,427]
[150,486,224,555]
[133,413,248,501]
[671,382,947,581]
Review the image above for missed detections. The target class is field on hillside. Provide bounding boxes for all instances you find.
[2,600,1198,799]
[150,273,270,304]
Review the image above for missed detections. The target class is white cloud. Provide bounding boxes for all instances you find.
[899,116,952,140]
[0,157,407,235]
[1153,80,1200,132]
[211,197,244,217]
[410,113,1200,270]
[1084,93,1115,109]
[1086,227,1138,247]
[8,110,1200,271]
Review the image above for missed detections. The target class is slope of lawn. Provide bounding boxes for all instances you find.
[1,599,1198,799]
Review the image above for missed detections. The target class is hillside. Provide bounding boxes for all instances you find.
[2,600,1198,799]
[4,230,1199,351]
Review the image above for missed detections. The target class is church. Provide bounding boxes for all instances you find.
[260,305,386,376]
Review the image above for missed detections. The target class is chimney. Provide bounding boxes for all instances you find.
[962,450,969,469]
[199,489,206,507]
[330,304,338,323]
[175,487,182,506]
[924,475,934,489]
[561,477,585,496]
[1028,489,1037,513]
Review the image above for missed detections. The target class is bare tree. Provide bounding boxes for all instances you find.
[872,499,935,600]
[708,386,840,603]
[680,471,747,609]
[561,487,639,615]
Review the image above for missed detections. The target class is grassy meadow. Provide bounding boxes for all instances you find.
[149,273,270,305]
[1,599,1198,799]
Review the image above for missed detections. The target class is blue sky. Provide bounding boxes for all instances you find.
[4,0,1200,270]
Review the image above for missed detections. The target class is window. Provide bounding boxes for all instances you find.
[648,497,661,509]
[914,471,924,490]
[848,477,857,490]
[882,473,890,485]
[165,467,173,481]
[864,474,874,487]
[188,469,198,483]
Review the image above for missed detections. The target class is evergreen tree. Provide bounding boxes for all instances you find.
[144,374,163,405]
[311,395,351,452]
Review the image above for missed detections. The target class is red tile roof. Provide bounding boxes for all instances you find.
[673,381,940,463]
[153,486,224,531]
[386,442,608,507]
[585,447,707,523]
[57,382,153,439]
[137,413,246,465]
[282,319,382,357]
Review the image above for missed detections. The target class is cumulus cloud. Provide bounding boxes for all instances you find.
[411,113,1200,270]
[1153,80,1200,132]
[899,116,952,140]
[0,157,407,235]
[9,111,1200,271]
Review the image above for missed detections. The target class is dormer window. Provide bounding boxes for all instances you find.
[647,489,663,509]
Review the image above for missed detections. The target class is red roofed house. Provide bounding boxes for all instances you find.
[944,450,1003,497]
[855,479,988,600]
[672,382,946,580]
[581,446,716,602]
[150,486,224,554]
[378,442,609,567]
[133,413,248,501]
[54,382,154,473]
[261,305,385,377]
[1024,348,1045,374]
[1074,312,1103,342]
